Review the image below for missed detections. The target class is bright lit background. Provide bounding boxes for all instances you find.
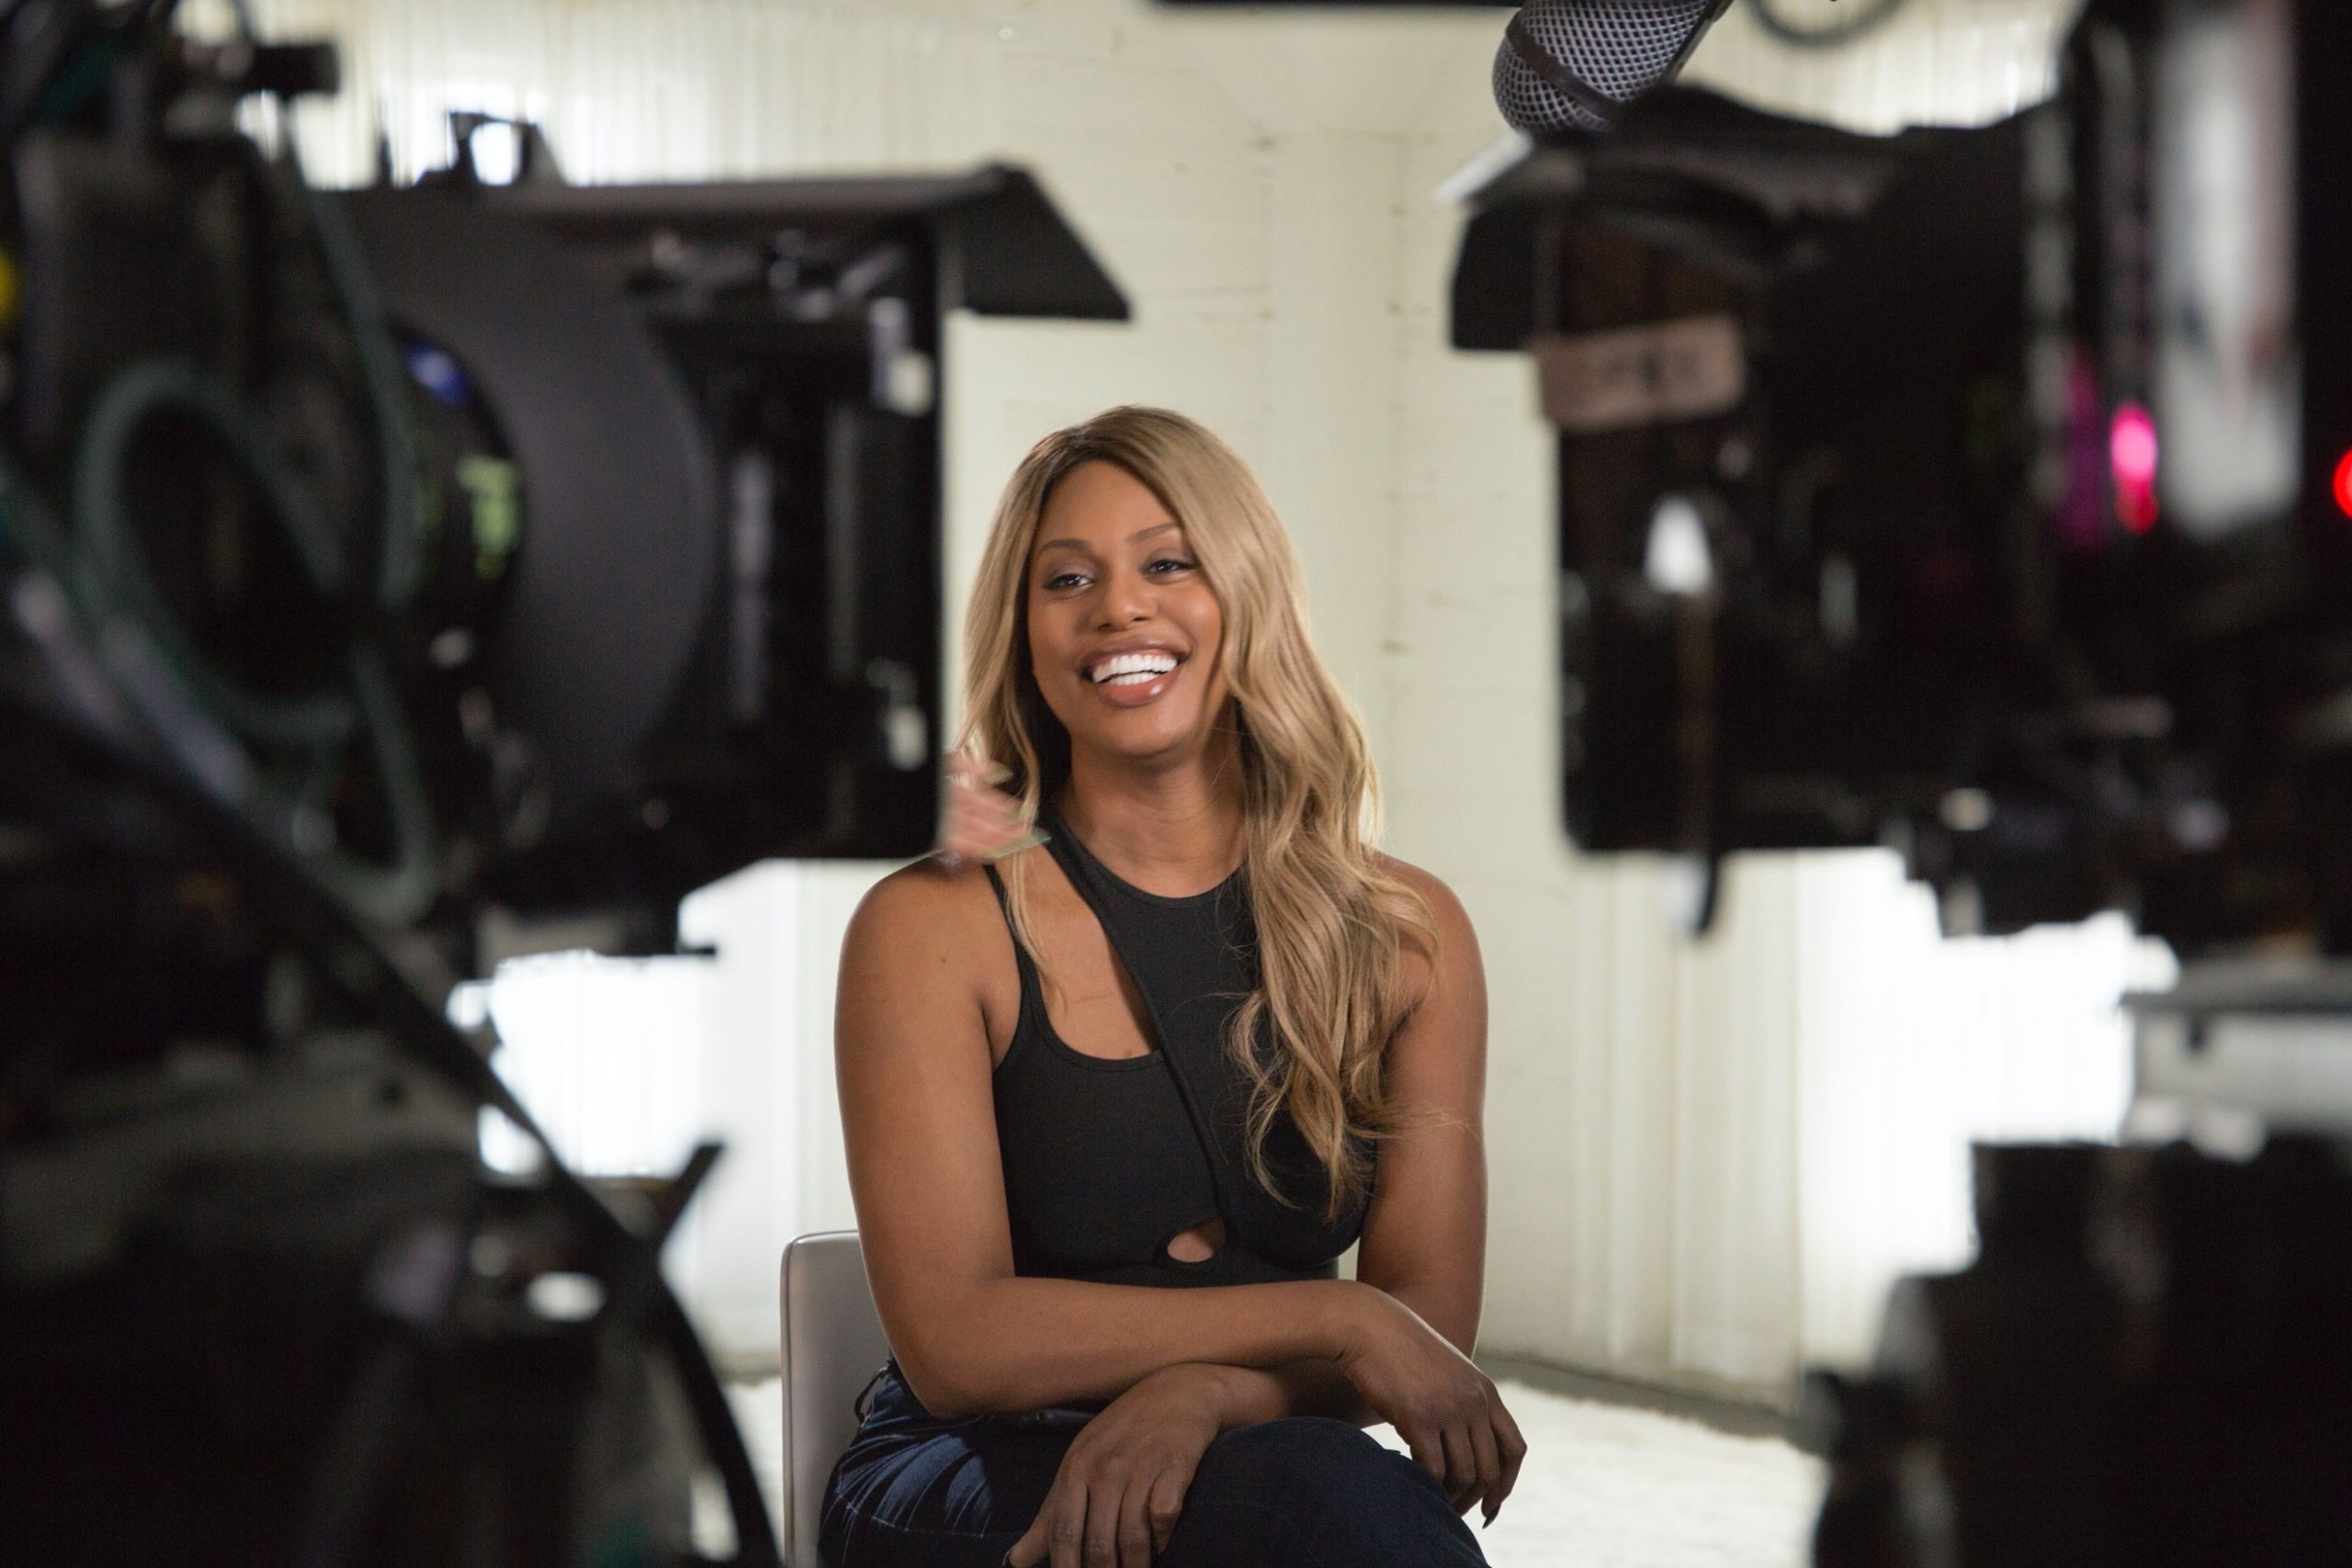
[238,0,2165,1401]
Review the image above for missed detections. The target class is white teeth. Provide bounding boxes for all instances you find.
[1089,651,1179,684]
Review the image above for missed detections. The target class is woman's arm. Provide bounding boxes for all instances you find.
[1192,862,1493,1428]
[836,863,1374,1418]
[1355,863,1491,1349]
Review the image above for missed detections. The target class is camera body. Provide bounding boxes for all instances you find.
[1456,0,2352,957]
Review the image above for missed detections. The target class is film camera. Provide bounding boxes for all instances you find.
[1456,0,2352,954]
[0,1,1119,1562]
[1451,0,2352,1563]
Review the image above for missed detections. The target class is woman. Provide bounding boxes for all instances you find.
[824,407,1522,1568]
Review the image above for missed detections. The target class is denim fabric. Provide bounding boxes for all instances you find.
[819,1364,1491,1567]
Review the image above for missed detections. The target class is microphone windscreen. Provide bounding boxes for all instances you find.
[1494,0,1730,139]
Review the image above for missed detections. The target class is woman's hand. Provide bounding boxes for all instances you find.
[1004,1363,1231,1568]
[936,754,1046,871]
[1332,1284,1527,1525]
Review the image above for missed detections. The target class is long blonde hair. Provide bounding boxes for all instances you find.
[958,406,1433,1219]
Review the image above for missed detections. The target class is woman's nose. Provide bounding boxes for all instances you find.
[1095,569,1154,627]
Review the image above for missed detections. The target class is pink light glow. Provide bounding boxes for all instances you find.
[2111,406,2159,485]
[2111,404,2159,534]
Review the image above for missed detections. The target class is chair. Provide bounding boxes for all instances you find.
[778,1231,894,1568]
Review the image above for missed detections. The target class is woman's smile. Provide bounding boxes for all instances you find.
[1081,637,1188,706]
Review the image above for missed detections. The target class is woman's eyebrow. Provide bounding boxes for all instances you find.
[1034,522,1180,555]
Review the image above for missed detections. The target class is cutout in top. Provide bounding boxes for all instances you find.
[1165,1215,1227,1264]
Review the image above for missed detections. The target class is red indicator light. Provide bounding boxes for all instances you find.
[2335,448,2352,520]
[2111,405,2159,534]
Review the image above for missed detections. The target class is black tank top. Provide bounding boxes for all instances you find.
[984,809,1369,1288]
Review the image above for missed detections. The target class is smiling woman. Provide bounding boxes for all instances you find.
[822,407,1516,1568]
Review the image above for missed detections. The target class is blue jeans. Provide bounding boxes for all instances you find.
[820,1363,1492,1567]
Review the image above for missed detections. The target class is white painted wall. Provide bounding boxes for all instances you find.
[245,0,2158,1393]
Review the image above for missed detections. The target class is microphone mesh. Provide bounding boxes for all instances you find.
[1493,0,1723,137]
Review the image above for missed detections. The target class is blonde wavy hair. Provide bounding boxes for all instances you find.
[958,405,1434,1219]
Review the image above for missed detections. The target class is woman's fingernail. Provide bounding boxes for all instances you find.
[981,763,1012,785]
[935,851,965,873]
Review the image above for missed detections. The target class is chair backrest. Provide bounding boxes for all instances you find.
[778,1231,893,1568]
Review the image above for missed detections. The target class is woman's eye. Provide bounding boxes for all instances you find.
[1044,570,1088,591]
[1146,557,1196,575]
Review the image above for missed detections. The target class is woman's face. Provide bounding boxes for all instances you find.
[1025,460,1230,768]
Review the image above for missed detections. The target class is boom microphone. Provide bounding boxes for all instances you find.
[1494,0,1737,138]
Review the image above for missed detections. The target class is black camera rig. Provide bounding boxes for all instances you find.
[1453,2,2352,1563]
[1456,0,2352,957]
[0,2,1122,1562]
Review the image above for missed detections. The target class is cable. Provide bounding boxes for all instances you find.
[73,359,356,747]
[1748,0,1915,50]
[69,357,440,924]
[289,169,425,609]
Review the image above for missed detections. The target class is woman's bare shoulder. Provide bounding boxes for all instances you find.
[839,853,1032,1071]
[842,855,1011,980]
[1371,852,1474,933]
[1369,852,1481,1009]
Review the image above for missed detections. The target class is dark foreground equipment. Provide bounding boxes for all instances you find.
[1453,2,2352,1562]
[0,3,1124,1562]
